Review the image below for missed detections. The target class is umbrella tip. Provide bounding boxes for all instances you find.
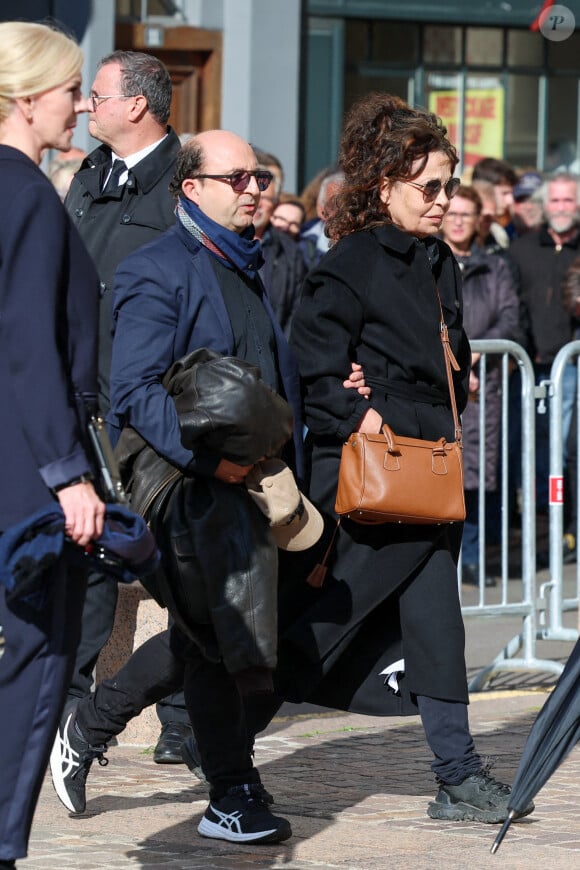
[490,809,516,854]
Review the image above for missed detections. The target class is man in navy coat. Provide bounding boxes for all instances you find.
[50,130,303,845]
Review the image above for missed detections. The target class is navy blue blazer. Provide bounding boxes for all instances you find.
[109,221,305,480]
[0,146,100,531]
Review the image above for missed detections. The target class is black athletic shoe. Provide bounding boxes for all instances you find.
[182,735,275,804]
[198,783,291,844]
[427,770,534,824]
[50,710,108,814]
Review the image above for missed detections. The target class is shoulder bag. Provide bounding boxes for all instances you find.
[334,289,466,525]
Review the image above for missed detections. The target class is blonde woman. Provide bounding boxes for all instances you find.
[0,21,103,867]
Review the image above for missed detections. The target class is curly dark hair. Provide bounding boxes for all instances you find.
[327,93,459,241]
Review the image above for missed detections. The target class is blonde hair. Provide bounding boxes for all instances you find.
[0,21,82,124]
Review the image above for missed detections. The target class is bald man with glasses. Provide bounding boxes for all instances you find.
[51,130,304,844]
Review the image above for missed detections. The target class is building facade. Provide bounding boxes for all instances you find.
[2,0,579,190]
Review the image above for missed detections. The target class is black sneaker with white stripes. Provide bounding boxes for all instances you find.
[181,736,275,805]
[50,709,108,814]
[198,783,291,844]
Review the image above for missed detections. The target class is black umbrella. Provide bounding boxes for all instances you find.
[491,639,580,853]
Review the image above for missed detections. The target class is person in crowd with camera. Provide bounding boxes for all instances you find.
[0,21,104,868]
[284,92,532,825]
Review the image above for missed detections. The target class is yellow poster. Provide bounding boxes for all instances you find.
[429,88,504,167]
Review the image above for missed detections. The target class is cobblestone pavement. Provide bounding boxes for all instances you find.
[21,689,580,870]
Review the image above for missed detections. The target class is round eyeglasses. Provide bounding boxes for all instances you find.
[193,170,274,192]
[401,177,461,202]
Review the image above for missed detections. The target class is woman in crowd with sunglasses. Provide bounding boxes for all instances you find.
[285,93,531,824]
[0,21,103,868]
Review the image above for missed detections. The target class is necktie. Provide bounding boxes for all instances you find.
[102,159,127,196]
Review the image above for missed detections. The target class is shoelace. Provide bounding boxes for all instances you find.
[72,744,109,779]
[475,766,511,796]
[229,783,269,807]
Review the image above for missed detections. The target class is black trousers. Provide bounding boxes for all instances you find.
[0,556,87,861]
[77,626,259,799]
[76,628,482,799]
[68,570,188,726]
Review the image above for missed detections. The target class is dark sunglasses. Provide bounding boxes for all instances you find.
[193,170,273,192]
[401,177,461,202]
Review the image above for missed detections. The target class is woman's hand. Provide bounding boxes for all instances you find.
[343,362,371,399]
[214,458,254,485]
[58,481,105,547]
[354,406,383,434]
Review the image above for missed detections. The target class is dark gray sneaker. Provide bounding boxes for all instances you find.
[427,770,534,824]
[198,783,291,844]
[49,710,108,814]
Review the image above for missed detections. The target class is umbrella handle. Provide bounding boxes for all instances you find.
[491,809,517,854]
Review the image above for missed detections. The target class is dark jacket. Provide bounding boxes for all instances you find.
[283,224,472,717]
[459,247,519,490]
[65,129,181,411]
[0,146,99,530]
[260,225,306,336]
[109,220,305,481]
[508,224,580,363]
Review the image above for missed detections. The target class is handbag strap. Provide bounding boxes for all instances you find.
[434,287,463,446]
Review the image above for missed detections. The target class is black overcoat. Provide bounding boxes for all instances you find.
[65,129,181,412]
[281,223,473,717]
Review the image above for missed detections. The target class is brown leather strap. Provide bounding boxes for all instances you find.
[434,287,463,446]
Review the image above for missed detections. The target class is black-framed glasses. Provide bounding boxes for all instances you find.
[89,92,134,111]
[401,177,461,202]
[193,170,273,192]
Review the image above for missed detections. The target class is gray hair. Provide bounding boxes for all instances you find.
[318,171,345,209]
[539,171,580,207]
[98,50,171,126]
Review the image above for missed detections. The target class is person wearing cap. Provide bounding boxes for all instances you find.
[48,130,366,845]
[512,171,544,237]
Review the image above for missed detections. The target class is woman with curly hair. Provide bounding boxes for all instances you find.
[285,93,532,824]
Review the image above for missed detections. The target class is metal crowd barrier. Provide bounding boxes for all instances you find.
[538,340,580,644]
[461,340,564,691]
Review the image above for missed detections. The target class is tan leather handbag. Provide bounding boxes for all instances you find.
[335,290,466,525]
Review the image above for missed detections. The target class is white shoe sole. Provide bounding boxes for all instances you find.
[197,815,290,843]
[49,712,82,814]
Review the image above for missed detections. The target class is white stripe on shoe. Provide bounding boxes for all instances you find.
[49,712,81,813]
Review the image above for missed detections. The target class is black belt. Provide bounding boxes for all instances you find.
[366,376,449,406]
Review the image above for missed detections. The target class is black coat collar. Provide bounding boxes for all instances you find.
[77,127,180,197]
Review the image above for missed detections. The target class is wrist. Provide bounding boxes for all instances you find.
[52,473,94,494]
